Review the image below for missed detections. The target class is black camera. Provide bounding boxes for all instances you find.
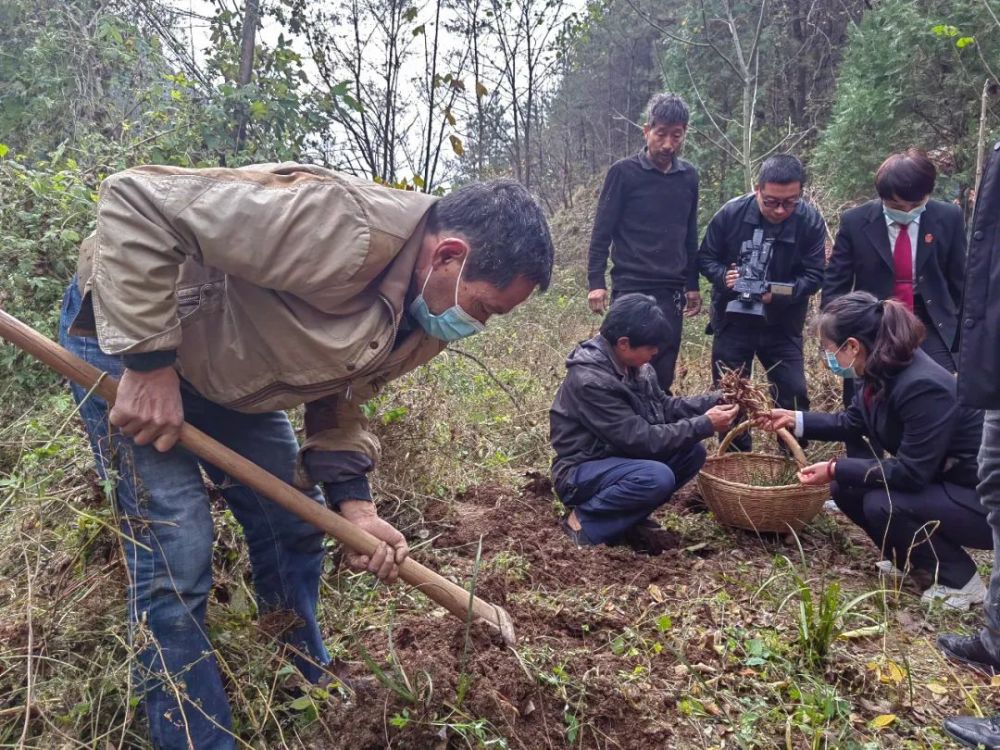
[725,228,793,317]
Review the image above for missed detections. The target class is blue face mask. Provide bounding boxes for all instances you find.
[823,342,856,379]
[409,255,486,342]
[883,202,926,225]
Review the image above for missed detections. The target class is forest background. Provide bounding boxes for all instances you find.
[2,0,1000,747]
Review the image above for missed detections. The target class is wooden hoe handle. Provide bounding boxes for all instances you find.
[0,308,516,646]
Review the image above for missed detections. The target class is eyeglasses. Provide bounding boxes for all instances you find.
[760,197,800,211]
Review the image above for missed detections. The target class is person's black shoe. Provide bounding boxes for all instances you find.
[561,517,595,547]
[943,715,1000,749]
[937,633,1000,677]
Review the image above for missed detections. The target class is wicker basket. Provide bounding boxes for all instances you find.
[697,422,829,533]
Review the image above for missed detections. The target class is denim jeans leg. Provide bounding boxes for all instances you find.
[189,400,329,682]
[59,282,234,750]
[571,457,676,544]
[979,410,1000,660]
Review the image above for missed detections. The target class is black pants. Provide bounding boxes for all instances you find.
[832,480,991,588]
[613,287,684,393]
[841,317,956,457]
[711,322,808,451]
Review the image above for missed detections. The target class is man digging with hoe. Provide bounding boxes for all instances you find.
[53,163,554,750]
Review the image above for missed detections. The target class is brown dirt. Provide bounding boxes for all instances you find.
[324,482,734,749]
[319,482,992,749]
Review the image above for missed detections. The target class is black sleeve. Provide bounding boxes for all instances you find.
[303,450,374,508]
[822,216,855,309]
[698,209,731,289]
[944,204,967,324]
[686,172,701,292]
[587,164,626,291]
[660,391,721,421]
[575,381,715,458]
[801,397,868,443]
[832,379,958,491]
[789,210,827,301]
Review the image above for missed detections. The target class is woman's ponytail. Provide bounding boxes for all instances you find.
[818,291,924,395]
[866,298,924,390]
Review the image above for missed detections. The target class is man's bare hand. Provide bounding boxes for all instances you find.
[724,265,739,289]
[705,403,739,433]
[587,288,608,314]
[683,291,702,317]
[110,366,184,452]
[340,500,409,583]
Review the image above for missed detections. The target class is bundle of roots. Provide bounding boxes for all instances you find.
[717,367,772,419]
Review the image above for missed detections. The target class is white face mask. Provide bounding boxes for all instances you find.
[883,201,927,225]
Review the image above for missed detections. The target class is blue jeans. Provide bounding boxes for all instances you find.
[59,282,329,749]
[567,444,707,544]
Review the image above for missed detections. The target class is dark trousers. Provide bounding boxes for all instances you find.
[711,322,808,451]
[978,411,1000,659]
[841,320,956,457]
[612,287,684,393]
[832,480,991,588]
[567,444,707,544]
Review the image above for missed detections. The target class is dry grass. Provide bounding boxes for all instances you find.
[0,266,989,749]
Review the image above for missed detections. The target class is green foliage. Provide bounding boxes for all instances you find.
[814,0,1000,205]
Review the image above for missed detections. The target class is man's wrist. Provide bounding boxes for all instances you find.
[339,499,377,519]
[123,349,178,372]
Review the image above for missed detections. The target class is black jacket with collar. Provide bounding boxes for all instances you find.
[958,140,1000,408]
[801,350,983,504]
[549,336,719,502]
[822,198,967,349]
[698,193,827,334]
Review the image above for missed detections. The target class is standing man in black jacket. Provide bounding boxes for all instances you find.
[936,140,1000,750]
[822,149,966,458]
[586,93,702,393]
[822,149,966,371]
[699,155,827,451]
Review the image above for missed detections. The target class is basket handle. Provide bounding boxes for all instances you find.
[716,420,809,468]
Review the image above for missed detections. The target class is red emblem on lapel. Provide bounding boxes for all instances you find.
[924,233,934,244]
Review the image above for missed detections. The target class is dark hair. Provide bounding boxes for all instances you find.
[875,149,936,202]
[757,154,806,187]
[427,180,554,291]
[817,291,925,395]
[600,293,670,348]
[646,93,689,128]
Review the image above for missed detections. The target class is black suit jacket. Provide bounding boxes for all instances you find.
[822,199,966,349]
[699,193,827,335]
[958,141,1000,408]
[801,350,983,506]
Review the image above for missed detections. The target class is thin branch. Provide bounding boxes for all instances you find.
[445,348,524,409]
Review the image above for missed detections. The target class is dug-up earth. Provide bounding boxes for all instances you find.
[321,477,997,750]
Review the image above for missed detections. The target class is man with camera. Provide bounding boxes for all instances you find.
[698,154,827,451]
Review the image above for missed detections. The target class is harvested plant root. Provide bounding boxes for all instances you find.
[717,367,772,419]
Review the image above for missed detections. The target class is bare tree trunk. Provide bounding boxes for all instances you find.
[234,0,260,153]
[973,78,994,222]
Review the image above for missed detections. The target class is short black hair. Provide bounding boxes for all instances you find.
[757,154,806,187]
[875,149,936,202]
[646,93,689,128]
[427,180,554,291]
[600,293,670,348]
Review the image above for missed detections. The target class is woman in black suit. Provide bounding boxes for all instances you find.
[757,292,989,610]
